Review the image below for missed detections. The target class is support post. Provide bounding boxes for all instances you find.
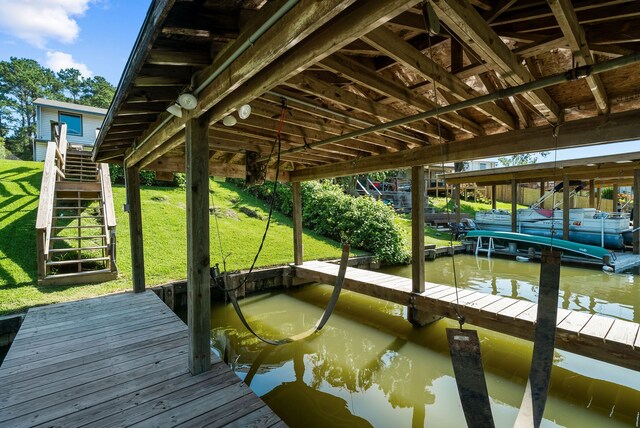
[454,183,461,224]
[491,185,497,210]
[539,181,545,199]
[411,166,425,293]
[563,175,570,240]
[125,166,145,293]
[634,169,640,254]
[596,186,601,209]
[613,183,620,211]
[186,116,211,375]
[589,179,595,208]
[409,166,440,326]
[511,180,517,232]
[292,181,303,265]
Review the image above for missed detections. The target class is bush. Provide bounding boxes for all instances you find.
[601,187,613,200]
[240,179,410,264]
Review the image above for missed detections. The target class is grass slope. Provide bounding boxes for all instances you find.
[0,160,350,314]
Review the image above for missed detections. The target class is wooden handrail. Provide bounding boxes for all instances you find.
[99,163,117,228]
[35,142,59,278]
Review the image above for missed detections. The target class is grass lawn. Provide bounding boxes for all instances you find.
[0,159,354,315]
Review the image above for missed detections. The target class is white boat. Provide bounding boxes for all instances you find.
[474,207,631,249]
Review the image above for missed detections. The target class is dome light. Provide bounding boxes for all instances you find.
[166,103,183,118]
[237,104,252,120]
[177,93,198,110]
[223,115,237,126]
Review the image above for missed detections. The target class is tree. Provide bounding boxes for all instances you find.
[0,57,60,158]
[80,76,115,108]
[498,152,549,166]
[58,68,83,103]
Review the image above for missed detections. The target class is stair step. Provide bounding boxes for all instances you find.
[54,206,103,211]
[51,235,106,241]
[54,215,102,220]
[55,197,102,201]
[49,246,108,253]
[47,257,109,266]
[52,225,104,229]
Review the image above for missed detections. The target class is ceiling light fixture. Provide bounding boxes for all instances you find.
[223,115,237,126]
[166,103,183,118]
[177,93,198,110]
[238,104,252,120]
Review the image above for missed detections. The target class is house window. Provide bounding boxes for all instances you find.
[479,162,487,169]
[59,112,83,136]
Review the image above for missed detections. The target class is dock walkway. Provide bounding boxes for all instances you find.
[295,261,640,371]
[0,291,283,427]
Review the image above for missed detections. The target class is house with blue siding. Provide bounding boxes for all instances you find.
[33,98,107,161]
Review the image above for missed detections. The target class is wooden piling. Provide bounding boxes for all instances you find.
[126,166,145,293]
[186,116,211,375]
[563,176,570,240]
[292,181,303,265]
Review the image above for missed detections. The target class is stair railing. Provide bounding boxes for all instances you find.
[35,123,68,279]
[98,163,117,272]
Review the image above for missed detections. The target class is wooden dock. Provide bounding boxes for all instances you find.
[0,291,284,427]
[295,261,640,372]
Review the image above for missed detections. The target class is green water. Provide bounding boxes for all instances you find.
[210,255,640,427]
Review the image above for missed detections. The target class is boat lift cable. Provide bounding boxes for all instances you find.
[210,99,349,345]
[427,19,464,330]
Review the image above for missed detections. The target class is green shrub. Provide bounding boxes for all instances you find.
[240,179,409,264]
[601,187,613,200]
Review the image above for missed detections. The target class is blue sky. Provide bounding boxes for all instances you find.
[0,0,149,85]
[0,0,636,161]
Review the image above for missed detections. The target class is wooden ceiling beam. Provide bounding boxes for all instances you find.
[431,0,560,123]
[145,156,291,182]
[126,0,362,169]
[284,72,442,140]
[483,0,517,24]
[290,109,640,181]
[147,49,211,67]
[363,26,516,129]
[548,0,609,113]
[320,53,484,136]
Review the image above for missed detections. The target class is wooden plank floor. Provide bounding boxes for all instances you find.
[0,291,284,428]
[295,261,640,372]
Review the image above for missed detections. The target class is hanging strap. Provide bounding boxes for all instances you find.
[447,328,495,428]
[227,243,350,346]
[514,249,562,428]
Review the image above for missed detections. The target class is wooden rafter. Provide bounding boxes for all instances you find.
[320,53,484,136]
[431,0,560,123]
[284,72,443,140]
[548,0,609,113]
[362,26,516,129]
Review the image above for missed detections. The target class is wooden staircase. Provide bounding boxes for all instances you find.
[36,124,118,286]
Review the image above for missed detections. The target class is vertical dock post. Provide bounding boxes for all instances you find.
[588,179,595,208]
[292,181,303,265]
[125,165,145,293]
[411,166,425,294]
[409,166,440,326]
[186,116,211,375]
[454,183,461,224]
[511,180,517,232]
[491,184,497,210]
[634,169,640,254]
[613,183,620,211]
[563,176,570,240]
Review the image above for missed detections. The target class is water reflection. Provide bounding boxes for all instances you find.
[211,272,640,427]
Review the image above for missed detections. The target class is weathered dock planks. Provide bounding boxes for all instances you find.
[0,291,284,427]
[295,260,640,372]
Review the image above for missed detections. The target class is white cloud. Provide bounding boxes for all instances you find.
[46,51,93,77]
[0,0,92,48]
